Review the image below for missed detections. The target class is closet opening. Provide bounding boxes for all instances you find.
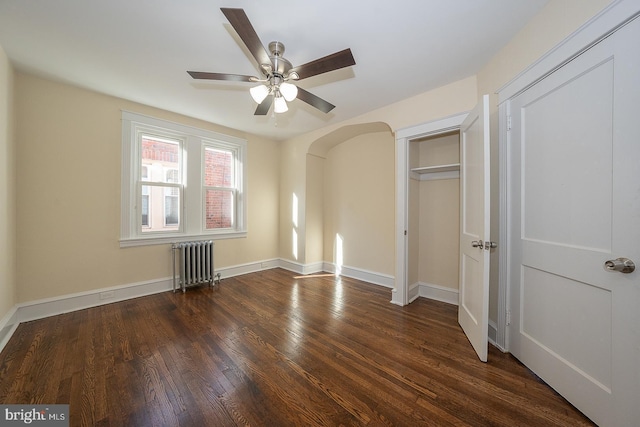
[407,131,461,305]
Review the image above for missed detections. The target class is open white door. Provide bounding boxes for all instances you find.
[458,94,491,362]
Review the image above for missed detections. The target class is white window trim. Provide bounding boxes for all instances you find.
[202,141,243,232]
[120,111,247,247]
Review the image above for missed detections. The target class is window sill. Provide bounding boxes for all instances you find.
[119,231,247,248]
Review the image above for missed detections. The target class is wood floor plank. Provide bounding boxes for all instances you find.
[0,268,595,426]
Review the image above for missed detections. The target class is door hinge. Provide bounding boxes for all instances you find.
[506,310,511,326]
[507,115,512,131]
[404,230,407,236]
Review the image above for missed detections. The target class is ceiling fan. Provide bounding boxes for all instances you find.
[187,8,356,115]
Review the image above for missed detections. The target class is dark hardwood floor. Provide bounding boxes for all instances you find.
[0,268,594,426]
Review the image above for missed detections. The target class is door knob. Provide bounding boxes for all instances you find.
[604,258,635,274]
[484,241,497,250]
[471,240,497,250]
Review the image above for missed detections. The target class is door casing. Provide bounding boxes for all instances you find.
[393,113,468,305]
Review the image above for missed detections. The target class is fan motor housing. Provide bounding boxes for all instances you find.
[267,41,293,77]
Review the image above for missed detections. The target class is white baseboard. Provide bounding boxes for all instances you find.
[0,258,394,353]
[16,277,174,325]
[488,319,498,348]
[277,259,324,275]
[408,282,421,303]
[216,258,280,278]
[322,262,394,288]
[417,282,459,306]
[0,306,19,353]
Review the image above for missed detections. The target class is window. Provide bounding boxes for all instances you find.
[141,136,182,233]
[121,112,247,247]
[204,147,235,230]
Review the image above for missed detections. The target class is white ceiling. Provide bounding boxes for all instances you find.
[0,0,548,141]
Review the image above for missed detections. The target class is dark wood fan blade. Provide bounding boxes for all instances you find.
[187,71,257,82]
[255,96,273,115]
[296,87,335,113]
[221,8,271,68]
[291,48,356,80]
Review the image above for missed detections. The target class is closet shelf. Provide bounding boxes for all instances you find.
[411,163,460,174]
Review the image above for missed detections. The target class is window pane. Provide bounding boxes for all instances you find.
[141,136,180,183]
[205,148,233,187]
[142,184,180,232]
[166,168,179,183]
[165,195,179,226]
[141,194,149,227]
[205,189,233,229]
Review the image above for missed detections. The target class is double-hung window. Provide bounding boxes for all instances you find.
[204,145,236,230]
[121,111,247,247]
[141,135,182,233]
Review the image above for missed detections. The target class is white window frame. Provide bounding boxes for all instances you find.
[202,142,241,232]
[121,111,247,247]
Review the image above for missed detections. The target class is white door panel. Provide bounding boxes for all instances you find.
[508,16,640,426]
[458,95,490,362]
[521,57,613,252]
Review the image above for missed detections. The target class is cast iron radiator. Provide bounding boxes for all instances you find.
[171,240,219,292]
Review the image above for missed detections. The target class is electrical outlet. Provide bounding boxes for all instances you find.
[99,290,115,300]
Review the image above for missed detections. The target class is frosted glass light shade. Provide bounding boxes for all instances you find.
[250,85,270,104]
[274,96,288,113]
[279,82,298,102]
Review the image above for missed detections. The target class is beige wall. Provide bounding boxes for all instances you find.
[477,0,614,321]
[305,154,324,264]
[322,131,395,275]
[418,179,459,289]
[0,44,16,323]
[414,133,460,290]
[279,138,309,264]
[14,72,280,302]
[279,76,477,270]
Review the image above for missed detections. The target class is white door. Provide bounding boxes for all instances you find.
[458,94,491,362]
[507,17,640,427]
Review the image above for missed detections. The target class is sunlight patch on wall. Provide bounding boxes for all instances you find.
[292,192,298,260]
[335,233,344,276]
[292,229,298,260]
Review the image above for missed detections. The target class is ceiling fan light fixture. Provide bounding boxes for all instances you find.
[279,82,298,102]
[189,9,356,116]
[274,96,288,113]
[250,84,270,104]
